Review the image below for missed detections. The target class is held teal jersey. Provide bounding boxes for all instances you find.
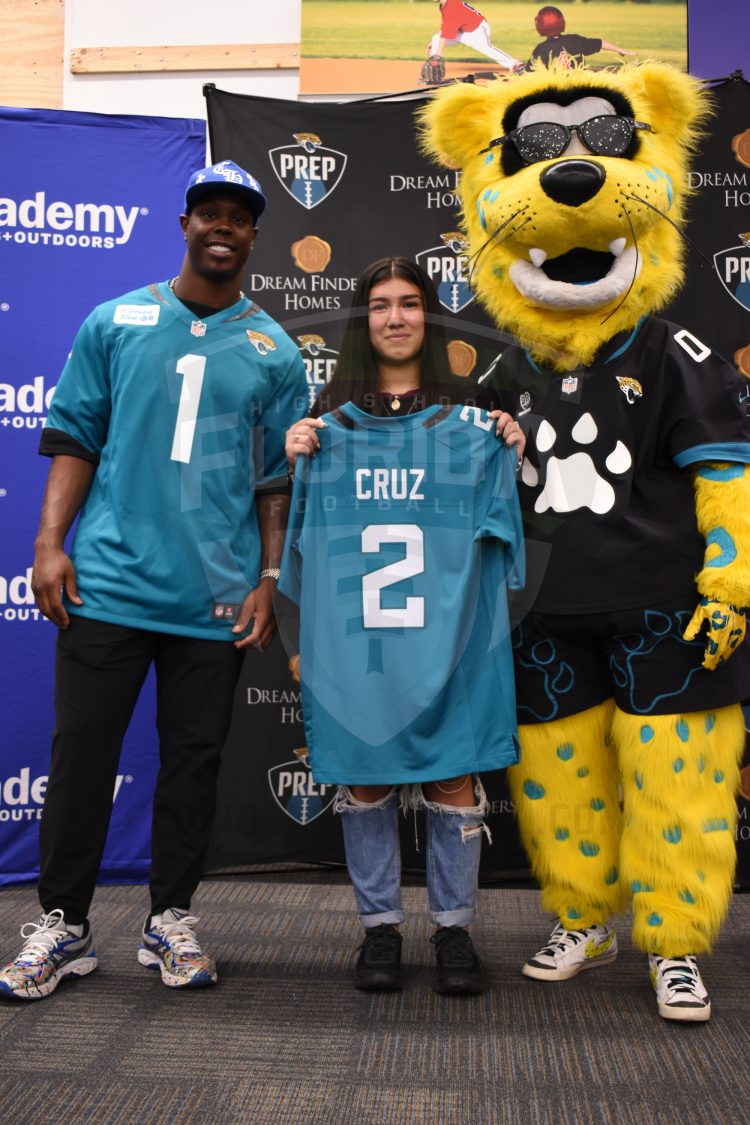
[279,401,525,784]
[42,281,308,639]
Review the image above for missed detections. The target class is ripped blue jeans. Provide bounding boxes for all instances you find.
[335,779,490,929]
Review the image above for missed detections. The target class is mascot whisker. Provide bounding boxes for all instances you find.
[421,61,750,1022]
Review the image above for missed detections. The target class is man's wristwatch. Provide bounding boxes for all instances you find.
[259,568,281,581]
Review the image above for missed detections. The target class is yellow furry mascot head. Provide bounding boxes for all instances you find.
[420,64,711,370]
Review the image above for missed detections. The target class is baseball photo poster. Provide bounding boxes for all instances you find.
[300,1,688,95]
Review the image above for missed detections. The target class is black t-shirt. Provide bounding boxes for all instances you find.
[531,34,603,67]
[483,316,750,613]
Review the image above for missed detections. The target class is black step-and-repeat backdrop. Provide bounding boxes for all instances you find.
[202,76,750,884]
[2,79,748,888]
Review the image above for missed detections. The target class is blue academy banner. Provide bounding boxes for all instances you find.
[0,106,205,885]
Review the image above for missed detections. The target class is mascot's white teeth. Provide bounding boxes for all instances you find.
[529,248,548,268]
[609,238,627,257]
[509,246,642,310]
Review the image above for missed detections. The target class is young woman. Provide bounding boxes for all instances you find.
[285,257,524,995]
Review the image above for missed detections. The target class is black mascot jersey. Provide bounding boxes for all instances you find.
[485,316,750,614]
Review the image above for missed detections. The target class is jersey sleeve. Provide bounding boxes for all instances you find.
[663,333,750,468]
[568,34,603,56]
[256,349,309,494]
[475,439,525,590]
[41,312,112,459]
[277,453,310,606]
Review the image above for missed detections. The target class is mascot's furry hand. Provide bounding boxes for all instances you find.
[420,55,446,86]
[683,598,747,670]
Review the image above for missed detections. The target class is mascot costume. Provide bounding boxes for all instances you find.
[421,63,750,1022]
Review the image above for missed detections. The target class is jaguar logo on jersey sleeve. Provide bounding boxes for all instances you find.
[269,133,348,210]
[246,330,277,356]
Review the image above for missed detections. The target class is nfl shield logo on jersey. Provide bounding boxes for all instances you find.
[713,242,750,312]
[269,133,348,210]
[191,320,207,337]
[561,376,578,395]
[268,750,335,825]
[416,235,474,314]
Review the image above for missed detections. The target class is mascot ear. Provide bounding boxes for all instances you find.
[418,83,496,169]
[620,62,708,143]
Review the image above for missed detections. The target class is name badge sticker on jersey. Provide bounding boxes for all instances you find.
[113,304,160,327]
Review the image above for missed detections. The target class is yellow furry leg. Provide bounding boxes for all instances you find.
[509,700,627,928]
[614,703,744,956]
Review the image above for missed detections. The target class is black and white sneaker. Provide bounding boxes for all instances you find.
[522,921,618,981]
[354,923,403,991]
[649,954,711,1022]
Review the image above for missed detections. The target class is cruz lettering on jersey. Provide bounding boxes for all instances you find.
[269,133,348,210]
[356,468,426,500]
[416,235,473,314]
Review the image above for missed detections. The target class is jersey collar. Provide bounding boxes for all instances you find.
[158,280,253,329]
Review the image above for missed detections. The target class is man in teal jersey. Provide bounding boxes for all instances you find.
[0,161,308,1000]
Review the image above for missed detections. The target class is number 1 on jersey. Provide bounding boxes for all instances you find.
[171,354,206,463]
[361,524,425,629]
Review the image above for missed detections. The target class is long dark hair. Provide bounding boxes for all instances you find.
[310,257,455,418]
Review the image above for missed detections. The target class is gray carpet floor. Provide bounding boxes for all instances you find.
[0,879,748,1124]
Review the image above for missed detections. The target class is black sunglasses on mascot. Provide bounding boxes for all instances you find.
[480,115,654,165]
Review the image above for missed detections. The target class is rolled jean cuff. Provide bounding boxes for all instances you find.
[361,909,405,928]
[431,906,476,927]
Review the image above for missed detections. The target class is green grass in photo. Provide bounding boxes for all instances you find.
[301,1,687,68]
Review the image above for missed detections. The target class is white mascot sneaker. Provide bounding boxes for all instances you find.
[522,921,618,981]
[648,954,711,1022]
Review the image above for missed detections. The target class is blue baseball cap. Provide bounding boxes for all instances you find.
[185,160,266,222]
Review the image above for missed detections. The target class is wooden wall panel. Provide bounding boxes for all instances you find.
[0,0,65,109]
[70,43,299,74]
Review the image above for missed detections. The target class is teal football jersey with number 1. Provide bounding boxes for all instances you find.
[44,281,308,639]
[279,401,525,784]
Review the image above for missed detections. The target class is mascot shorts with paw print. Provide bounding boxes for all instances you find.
[421,63,750,1022]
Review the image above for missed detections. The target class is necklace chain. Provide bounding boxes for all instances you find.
[381,389,420,417]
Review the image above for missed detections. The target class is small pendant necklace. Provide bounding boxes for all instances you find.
[382,388,420,415]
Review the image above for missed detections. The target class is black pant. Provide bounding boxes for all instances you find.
[38,617,244,925]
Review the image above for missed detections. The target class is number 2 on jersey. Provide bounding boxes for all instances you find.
[171,354,206,463]
[361,524,425,629]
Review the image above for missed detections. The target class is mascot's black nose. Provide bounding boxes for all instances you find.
[540,160,606,207]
